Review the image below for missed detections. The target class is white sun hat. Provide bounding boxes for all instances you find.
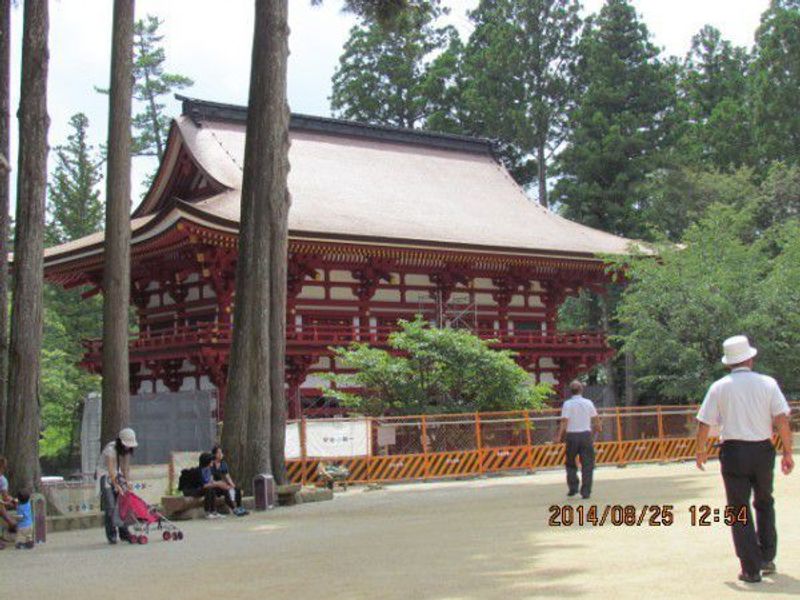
[721,335,758,366]
[119,427,138,448]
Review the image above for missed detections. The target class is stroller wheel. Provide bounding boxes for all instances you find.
[163,531,171,541]
[176,531,184,541]
[139,535,148,545]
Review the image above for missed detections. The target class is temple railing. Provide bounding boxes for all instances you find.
[81,322,610,358]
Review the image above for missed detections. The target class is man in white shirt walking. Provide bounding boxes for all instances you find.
[555,381,601,499]
[696,335,794,584]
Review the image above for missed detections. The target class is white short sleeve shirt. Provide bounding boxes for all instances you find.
[697,368,790,441]
[561,395,598,433]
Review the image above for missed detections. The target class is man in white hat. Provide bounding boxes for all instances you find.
[695,335,794,584]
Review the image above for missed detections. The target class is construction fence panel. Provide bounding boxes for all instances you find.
[425,414,481,478]
[479,412,531,472]
[282,401,799,486]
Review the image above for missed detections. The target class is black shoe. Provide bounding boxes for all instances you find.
[118,527,133,543]
[581,494,591,499]
[761,562,776,575]
[567,491,578,497]
[738,572,762,583]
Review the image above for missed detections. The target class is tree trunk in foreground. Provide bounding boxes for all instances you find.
[0,0,11,455]
[536,142,547,208]
[223,0,290,493]
[6,0,49,493]
[101,0,134,445]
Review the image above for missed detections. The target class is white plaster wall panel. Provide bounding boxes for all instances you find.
[531,280,543,292]
[473,277,493,289]
[303,374,331,388]
[474,293,496,306]
[185,286,201,302]
[198,376,213,390]
[298,285,326,300]
[530,294,545,308]
[404,274,430,286]
[540,371,558,385]
[312,356,331,369]
[539,357,557,369]
[509,294,525,307]
[373,288,401,302]
[329,270,356,282]
[330,286,357,300]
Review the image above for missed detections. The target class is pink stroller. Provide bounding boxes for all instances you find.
[117,489,184,544]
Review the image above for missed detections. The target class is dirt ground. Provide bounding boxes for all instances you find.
[2,458,799,600]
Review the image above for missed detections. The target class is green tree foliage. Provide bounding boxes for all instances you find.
[330,6,458,128]
[751,0,800,166]
[615,205,800,401]
[638,167,757,241]
[554,0,676,237]
[754,161,800,230]
[42,114,104,461]
[132,15,193,159]
[676,26,753,170]
[323,318,553,415]
[46,113,103,245]
[460,0,582,202]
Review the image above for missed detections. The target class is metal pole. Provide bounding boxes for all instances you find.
[523,410,533,469]
[475,412,484,474]
[657,406,665,462]
[421,415,430,479]
[615,407,624,466]
[300,415,307,486]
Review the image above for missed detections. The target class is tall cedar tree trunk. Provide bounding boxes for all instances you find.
[101,0,134,445]
[222,0,290,492]
[624,351,635,406]
[0,0,10,454]
[536,143,547,208]
[599,295,617,406]
[6,0,48,493]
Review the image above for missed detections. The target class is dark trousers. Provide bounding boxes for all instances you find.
[565,431,595,497]
[99,475,130,542]
[214,486,242,510]
[187,486,218,513]
[719,440,777,575]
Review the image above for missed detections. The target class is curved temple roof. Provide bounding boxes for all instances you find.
[45,96,642,269]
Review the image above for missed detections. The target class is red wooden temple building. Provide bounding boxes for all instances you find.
[44,96,636,419]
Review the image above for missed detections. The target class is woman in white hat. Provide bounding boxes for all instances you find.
[97,428,138,544]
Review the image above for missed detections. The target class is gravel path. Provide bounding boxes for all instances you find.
[2,459,799,599]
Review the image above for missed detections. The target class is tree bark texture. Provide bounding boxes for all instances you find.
[6,0,48,493]
[599,295,617,407]
[536,143,547,208]
[624,351,635,406]
[223,0,290,493]
[0,0,10,455]
[101,0,134,445]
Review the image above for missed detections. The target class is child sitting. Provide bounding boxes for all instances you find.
[0,456,17,549]
[14,490,33,550]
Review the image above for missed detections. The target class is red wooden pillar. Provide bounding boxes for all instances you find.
[286,355,313,419]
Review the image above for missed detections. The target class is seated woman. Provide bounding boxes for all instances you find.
[211,446,248,516]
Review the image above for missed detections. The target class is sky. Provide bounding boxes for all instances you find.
[7,0,771,202]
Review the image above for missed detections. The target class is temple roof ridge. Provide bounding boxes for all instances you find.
[177,95,497,158]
